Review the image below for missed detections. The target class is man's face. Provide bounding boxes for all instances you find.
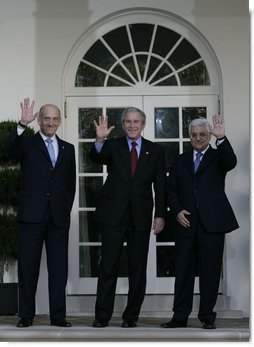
[37,105,61,137]
[190,125,211,152]
[122,111,145,140]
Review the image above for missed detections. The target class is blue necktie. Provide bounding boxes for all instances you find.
[194,152,203,173]
[45,138,56,167]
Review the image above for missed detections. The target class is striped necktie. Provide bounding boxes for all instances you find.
[130,142,138,176]
[194,152,203,173]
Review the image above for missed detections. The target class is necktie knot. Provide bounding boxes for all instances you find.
[196,152,203,160]
[131,141,137,148]
[45,138,53,145]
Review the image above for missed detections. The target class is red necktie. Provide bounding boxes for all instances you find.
[130,142,138,176]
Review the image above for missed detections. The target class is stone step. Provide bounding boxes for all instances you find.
[0,315,249,342]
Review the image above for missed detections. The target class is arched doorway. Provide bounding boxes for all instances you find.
[63,8,222,295]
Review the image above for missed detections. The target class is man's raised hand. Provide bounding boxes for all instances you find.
[94,115,115,142]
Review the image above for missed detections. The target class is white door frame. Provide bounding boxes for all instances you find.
[66,94,221,295]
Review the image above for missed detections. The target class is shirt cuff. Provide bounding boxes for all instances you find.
[95,140,104,153]
[17,125,26,136]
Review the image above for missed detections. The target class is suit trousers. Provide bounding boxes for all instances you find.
[18,204,69,320]
[173,213,225,322]
[95,207,151,322]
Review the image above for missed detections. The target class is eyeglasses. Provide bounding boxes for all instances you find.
[190,132,210,140]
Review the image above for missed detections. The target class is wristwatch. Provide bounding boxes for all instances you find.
[18,121,27,128]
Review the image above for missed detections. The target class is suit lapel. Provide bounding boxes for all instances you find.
[55,135,65,168]
[34,132,64,168]
[117,137,131,173]
[117,137,150,176]
[135,138,150,174]
[34,132,50,162]
[197,146,215,173]
[185,150,194,175]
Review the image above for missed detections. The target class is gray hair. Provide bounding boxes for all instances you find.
[38,104,61,120]
[188,118,210,134]
[121,107,146,125]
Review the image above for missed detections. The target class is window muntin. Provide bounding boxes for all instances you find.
[75,24,210,87]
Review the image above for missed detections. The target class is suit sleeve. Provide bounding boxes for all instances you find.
[167,158,183,219]
[5,127,24,159]
[68,144,76,209]
[216,137,237,172]
[89,140,112,165]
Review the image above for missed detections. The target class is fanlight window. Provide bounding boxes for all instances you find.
[75,23,210,87]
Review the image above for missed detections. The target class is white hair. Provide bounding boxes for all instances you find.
[188,118,210,134]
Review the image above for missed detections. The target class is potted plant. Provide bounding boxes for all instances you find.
[0,120,34,314]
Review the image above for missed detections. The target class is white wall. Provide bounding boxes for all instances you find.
[0,0,249,316]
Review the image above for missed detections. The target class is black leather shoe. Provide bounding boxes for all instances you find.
[16,318,33,328]
[121,320,137,328]
[160,318,187,328]
[50,319,72,327]
[92,319,108,328]
[202,319,216,329]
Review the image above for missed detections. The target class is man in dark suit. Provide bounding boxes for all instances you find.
[160,115,239,329]
[5,98,76,328]
[90,107,166,328]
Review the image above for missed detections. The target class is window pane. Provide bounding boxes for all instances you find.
[79,211,101,242]
[146,56,162,80]
[155,142,179,172]
[153,26,181,58]
[79,108,102,139]
[169,38,200,69]
[75,62,105,87]
[155,107,179,138]
[122,56,138,81]
[136,55,148,80]
[79,143,103,173]
[150,63,174,85]
[83,40,116,70]
[111,65,134,84]
[80,246,101,277]
[107,76,131,87]
[182,107,207,138]
[155,75,177,86]
[183,141,192,152]
[179,61,210,86]
[157,246,175,277]
[106,108,125,138]
[79,177,103,208]
[103,26,130,58]
[129,24,154,52]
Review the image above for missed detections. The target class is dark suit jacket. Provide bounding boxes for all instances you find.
[167,137,239,236]
[5,129,76,228]
[90,136,166,231]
